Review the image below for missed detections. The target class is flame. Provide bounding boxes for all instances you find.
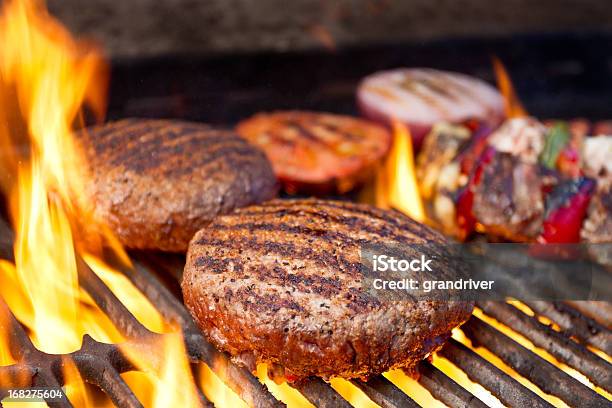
[375,120,425,222]
[492,57,527,118]
[0,0,113,354]
[199,363,249,408]
[330,378,378,408]
[384,369,448,408]
[0,1,201,407]
[84,255,166,334]
[122,333,201,408]
[255,364,314,407]
[63,357,96,408]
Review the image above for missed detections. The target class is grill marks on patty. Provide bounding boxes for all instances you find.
[80,118,278,252]
[87,119,258,177]
[182,198,474,380]
[189,200,416,314]
[210,200,457,281]
[192,235,376,312]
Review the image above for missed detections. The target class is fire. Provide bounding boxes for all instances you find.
[330,378,378,408]
[0,0,113,354]
[0,1,199,406]
[122,333,200,408]
[493,57,527,118]
[375,120,425,222]
[255,364,314,407]
[199,364,249,407]
[63,357,96,408]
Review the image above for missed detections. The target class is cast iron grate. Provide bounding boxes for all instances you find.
[0,218,610,407]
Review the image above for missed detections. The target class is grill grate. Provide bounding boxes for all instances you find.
[0,217,610,407]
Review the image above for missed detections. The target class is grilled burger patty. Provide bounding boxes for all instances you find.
[236,111,391,194]
[80,118,278,252]
[182,199,473,380]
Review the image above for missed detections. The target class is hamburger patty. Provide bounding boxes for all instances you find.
[236,111,391,194]
[80,118,278,252]
[182,199,473,380]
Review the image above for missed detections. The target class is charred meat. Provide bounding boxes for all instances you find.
[182,199,473,381]
[80,119,278,252]
[472,152,545,241]
[417,117,609,244]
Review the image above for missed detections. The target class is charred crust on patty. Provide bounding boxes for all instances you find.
[80,118,278,252]
[182,198,474,380]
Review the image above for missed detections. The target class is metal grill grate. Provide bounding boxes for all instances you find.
[0,218,610,407]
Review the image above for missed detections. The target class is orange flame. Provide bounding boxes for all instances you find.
[375,120,425,222]
[492,57,527,118]
[0,1,200,406]
[255,364,314,407]
[63,357,96,408]
[199,363,249,408]
[122,333,201,408]
[0,0,114,354]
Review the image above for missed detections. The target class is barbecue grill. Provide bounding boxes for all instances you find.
[0,1,611,405]
[0,215,610,407]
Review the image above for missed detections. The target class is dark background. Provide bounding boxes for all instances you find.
[48,0,612,124]
[50,0,612,57]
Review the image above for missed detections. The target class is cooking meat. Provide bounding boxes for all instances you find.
[357,68,504,147]
[581,184,612,265]
[182,199,473,381]
[582,184,612,244]
[488,117,547,164]
[236,111,391,194]
[80,118,278,252]
[472,152,545,241]
[417,117,610,243]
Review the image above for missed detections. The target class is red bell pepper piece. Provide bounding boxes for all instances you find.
[538,177,596,243]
